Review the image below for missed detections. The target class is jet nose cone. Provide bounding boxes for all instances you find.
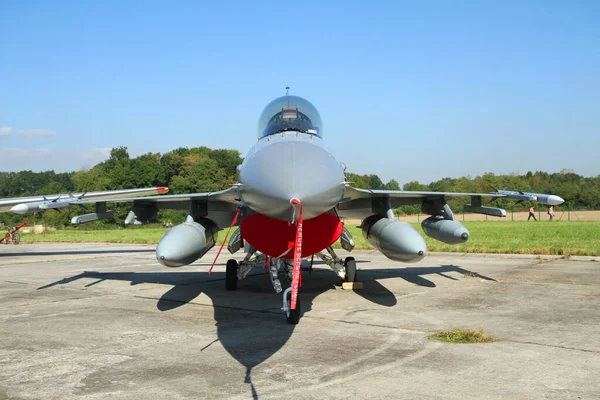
[239,136,345,220]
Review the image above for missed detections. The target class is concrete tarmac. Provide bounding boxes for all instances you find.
[1,243,599,399]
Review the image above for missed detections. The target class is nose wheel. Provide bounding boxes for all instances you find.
[282,288,302,324]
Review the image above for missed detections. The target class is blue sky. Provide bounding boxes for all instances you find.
[1,0,598,184]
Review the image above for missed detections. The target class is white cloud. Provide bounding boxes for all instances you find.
[76,148,112,170]
[0,148,112,172]
[17,129,56,140]
[0,126,12,137]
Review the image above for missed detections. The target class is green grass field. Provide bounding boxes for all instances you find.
[19,221,600,256]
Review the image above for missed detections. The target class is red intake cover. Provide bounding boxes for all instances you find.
[241,213,344,258]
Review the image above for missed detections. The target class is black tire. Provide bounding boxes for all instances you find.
[285,291,301,324]
[344,257,357,282]
[13,234,20,244]
[225,259,238,291]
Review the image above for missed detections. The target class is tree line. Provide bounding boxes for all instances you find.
[1,147,598,227]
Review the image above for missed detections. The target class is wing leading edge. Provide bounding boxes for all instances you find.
[337,185,563,220]
[72,186,241,228]
[0,187,169,214]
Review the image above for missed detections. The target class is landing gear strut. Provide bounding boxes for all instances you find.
[316,247,358,283]
[224,247,268,291]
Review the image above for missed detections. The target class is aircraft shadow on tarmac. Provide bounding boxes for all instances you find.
[38,263,495,398]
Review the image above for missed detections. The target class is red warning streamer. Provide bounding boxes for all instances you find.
[290,199,303,310]
[208,207,241,275]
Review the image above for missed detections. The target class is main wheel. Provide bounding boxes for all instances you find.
[285,291,301,324]
[12,234,20,244]
[225,259,238,291]
[344,257,357,282]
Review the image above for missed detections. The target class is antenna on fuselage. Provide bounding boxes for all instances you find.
[285,86,290,95]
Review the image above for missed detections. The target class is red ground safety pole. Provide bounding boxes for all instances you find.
[290,199,303,310]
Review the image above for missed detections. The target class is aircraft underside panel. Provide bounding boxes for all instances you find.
[240,213,344,259]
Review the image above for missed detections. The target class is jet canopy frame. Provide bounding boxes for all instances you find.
[257,95,323,138]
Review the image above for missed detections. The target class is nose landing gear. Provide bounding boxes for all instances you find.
[281,287,301,324]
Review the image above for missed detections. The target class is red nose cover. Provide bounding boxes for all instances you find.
[240,213,344,258]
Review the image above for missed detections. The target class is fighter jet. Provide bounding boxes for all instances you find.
[72,94,564,324]
[0,187,169,214]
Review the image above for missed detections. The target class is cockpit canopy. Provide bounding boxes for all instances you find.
[258,95,323,138]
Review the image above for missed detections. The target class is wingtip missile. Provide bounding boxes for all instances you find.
[38,201,73,211]
[489,189,564,205]
[535,194,564,206]
[488,190,537,202]
[9,203,32,214]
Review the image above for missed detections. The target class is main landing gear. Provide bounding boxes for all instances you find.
[225,249,303,324]
[225,246,267,291]
[225,246,356,324]
[315,247,358,283]
[225,259,238,291]
[344,256,357,282]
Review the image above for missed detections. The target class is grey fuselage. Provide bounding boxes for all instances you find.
[238,132,346,221]
[155,132,350,268]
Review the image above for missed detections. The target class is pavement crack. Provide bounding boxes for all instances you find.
[505,339,598,353]
[303,314,427,333]
[0,296,90,311]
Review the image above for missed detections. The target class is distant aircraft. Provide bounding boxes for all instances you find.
[72,94,564,324]
[0,187,169,215]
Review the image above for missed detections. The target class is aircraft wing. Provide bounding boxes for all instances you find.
[341,187,497,201]
[337,185,562,220]
[72,186,241,227]
[0,187,169,214]
[74,187,239,205]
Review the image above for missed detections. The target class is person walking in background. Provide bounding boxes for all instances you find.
[548,206,555,221]
[528,205,537,221]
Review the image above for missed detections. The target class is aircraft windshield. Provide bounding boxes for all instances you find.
[258,95,323,138]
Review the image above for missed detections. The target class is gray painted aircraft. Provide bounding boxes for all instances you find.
[72,94,564,324]
[0,187,169,215]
